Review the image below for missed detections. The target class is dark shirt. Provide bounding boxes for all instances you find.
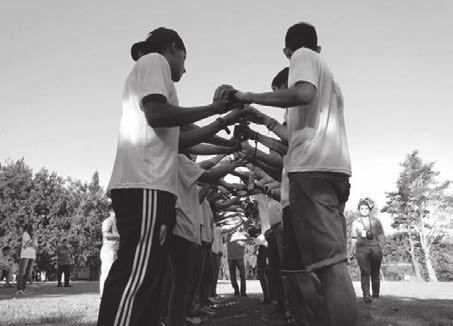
[55,245,70,265]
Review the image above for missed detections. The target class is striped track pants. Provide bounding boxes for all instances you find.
[97,188,176,326]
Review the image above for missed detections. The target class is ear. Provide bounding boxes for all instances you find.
[283,48,293,59]
[316,45,321,53]
[170,42,179,54]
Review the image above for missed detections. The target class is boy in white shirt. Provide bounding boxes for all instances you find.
[99,27,242,326]
[222,22,357,326]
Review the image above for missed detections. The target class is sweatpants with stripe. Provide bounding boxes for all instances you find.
[97,188,176,326]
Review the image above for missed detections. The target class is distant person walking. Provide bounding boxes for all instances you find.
[0,246,13,287]
[55,238,72,287]
[16,223,37,295]
[99,209,119,297]
[350,198,386,303]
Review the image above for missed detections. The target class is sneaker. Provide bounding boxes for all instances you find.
[64,284,72,287]
[185,316,202,325]
[16,290,28,296]
[233,291,240,297]
[240,293,247,297]
[57,283,63,287]
[364,295,372,304]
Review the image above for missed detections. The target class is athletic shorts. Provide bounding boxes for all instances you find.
[287,172,350,269]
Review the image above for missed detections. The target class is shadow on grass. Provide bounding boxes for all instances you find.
[0,281,99,301]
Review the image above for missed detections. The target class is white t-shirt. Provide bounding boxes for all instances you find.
[286,48,351,176]
[20,232,36,259]
[107,53,180,195]
[280,156,289,209]
[102,216,119,251]
[201,199,213,243]
[253,194,271,232]
[268,198,282,226]
[173,155,204,244]
[211,226,223,254]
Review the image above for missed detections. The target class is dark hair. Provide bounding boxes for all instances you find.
[24,223,34,236]
[131,27,186,61]
[2,246,11,252]
[271,67,289,89]
[358,198,375,211]
[285,22,318,52]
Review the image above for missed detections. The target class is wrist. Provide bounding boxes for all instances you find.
[216,117,226,129]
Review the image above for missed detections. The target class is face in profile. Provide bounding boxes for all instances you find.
[170,47,186,82]
[359,205,370,217]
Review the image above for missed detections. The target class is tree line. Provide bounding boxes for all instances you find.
[0,151,451,282]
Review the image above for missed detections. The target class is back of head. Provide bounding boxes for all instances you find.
[285,22,318,52]
[131,27,186,61]
[271,67,289,89]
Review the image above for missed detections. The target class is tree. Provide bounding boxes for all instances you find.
[382,151,451,282]
[0,159,34,263]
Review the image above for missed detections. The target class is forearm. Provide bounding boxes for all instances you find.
[250,148,283,169]
[199,164,235,183]
[197,154,226,170]
[215,197,241,209]
[252,158,282,181]
[103,232,119,240]
[262,116,288,142]
[205,134,237,147]
[350,239,357,256]
[179,120,225,149]
[182,144,235,155]
[245,87,312,108]
[256,133,288,155]
[145,102,219,128]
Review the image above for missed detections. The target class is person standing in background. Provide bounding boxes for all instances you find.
[55,238,72,287]
[350,198,385,303]
[99,208,119,297]
[16,223,37,295]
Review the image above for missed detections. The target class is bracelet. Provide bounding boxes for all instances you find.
[266,118,278,131]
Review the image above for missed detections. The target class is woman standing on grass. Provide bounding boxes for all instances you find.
[16,223,38,295]
[350,198,386,303]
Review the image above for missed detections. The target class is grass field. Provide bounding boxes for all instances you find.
[0,280,452,326]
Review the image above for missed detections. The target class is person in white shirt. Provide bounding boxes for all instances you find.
[99,208,119,297]
[16,223,37,295]
[98,27,243,326]
[164,155,242,326]
[221,22,358,326]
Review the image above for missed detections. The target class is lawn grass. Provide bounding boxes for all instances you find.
[0,281,452,326]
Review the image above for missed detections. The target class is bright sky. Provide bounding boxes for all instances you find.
[1,1,452,232]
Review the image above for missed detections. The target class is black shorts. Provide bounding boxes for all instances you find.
[287,172,350,269]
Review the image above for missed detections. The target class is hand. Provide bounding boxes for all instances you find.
[223,109,246,126]
[232,90,252,105]
[213,84,234,102]
[243,105,268,125]
[234,123,257,140]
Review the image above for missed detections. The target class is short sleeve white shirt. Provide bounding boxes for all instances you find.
[268,198,282,226]
[102,217,119,250]
[173,155,204,244]
[286,48,351,176]
[253,194,271,232]
[211,226,223,254]
[201,199,214,243]
[20,232,36,259]
[280,156,289,209]
[107,53,180,195]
